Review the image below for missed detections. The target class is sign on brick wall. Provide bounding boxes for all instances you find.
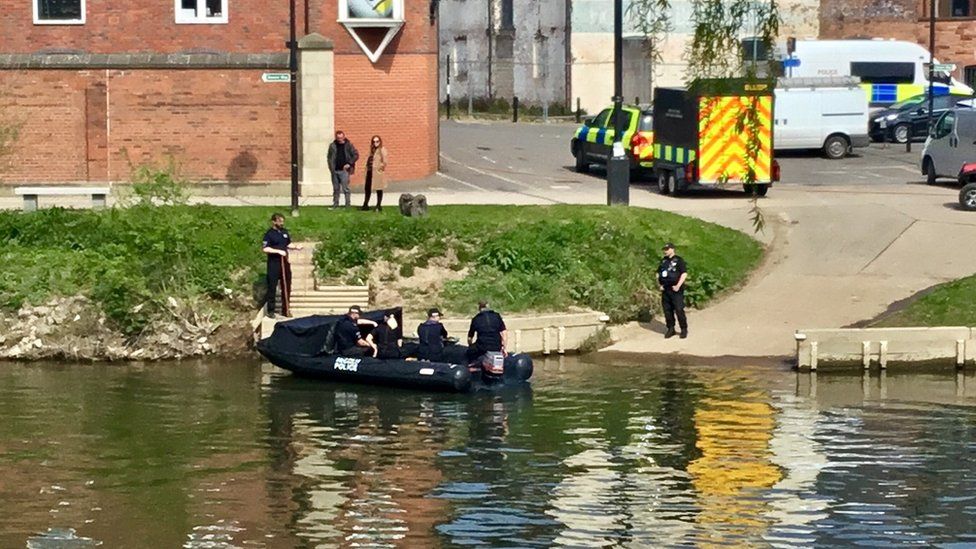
[338,0,405,63]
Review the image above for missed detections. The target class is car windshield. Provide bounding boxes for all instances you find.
[889,96,926,111]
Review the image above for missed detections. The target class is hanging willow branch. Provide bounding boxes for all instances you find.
[627,0,780,233]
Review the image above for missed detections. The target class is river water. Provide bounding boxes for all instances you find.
[1,357,975,548]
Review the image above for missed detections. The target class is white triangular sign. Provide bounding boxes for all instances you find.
[342,21,404,64]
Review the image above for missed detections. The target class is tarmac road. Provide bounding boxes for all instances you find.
[405,120,934,196]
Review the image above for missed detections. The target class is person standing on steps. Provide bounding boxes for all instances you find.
[361,135,389,212]
[658,242,688,339]
[327,130,359,209]
[262,213,302,318]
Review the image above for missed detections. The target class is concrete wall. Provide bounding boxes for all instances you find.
[569,0,820,115]
[438,0,568,106]
[796,327,976,370]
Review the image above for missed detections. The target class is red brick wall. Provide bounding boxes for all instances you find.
[0,69,289,185]
[0,0,439,187]
[1,0,292,53]
[334,54,439,185]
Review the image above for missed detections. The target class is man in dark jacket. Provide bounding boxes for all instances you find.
[334,305,377,357]
[327,130,359,209]
[466,300,507,362]
[417,308,448,361]
[658,242,688,339]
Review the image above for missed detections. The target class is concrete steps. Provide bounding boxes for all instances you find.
[272,241,370,317]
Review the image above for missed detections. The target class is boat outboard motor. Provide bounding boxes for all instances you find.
[477,352,506,384]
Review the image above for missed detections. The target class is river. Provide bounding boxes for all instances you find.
[1,357,974,547]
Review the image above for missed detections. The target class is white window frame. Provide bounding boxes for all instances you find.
[33,0,86,25]
[175,0,229,24]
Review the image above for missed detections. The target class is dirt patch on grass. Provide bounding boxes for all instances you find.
[369,247,469,311]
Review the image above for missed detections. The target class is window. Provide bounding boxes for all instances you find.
[850,62,915,84]
[33,0,85,24]
[592,109,612,128]
[966,65,976,89]
[501,0,514,30]
[532,36,549,79]
[452,37,468,81]
[933,111,955,138]
[638,114,653,131]
[930,0,973,18]
[176,0,227,24]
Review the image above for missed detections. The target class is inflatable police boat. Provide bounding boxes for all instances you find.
[256,308,533,393]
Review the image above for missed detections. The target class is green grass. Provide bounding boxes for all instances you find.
[872,276,976,327]
[0,204,763,332]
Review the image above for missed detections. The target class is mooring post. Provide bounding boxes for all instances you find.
[862,341,871,369]
[557,326,566,354]
[879,340,888,369]
[957,339,966,368]
[810,342,819,371]
[542,327,551,355]
[514,329,522,354]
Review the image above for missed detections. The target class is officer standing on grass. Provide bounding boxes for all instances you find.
[261,213,301,318]
[658,242,688,339]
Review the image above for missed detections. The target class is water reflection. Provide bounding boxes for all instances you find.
[0,359,974,546]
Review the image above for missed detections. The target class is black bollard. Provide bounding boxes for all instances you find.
[513,96,519,123]
[576,97,581,123]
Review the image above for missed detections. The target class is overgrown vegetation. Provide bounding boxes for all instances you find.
[0,205,762,333]
[309,205,762,321]
[871,277,976,328]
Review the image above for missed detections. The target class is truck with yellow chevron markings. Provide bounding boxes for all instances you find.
[652,79,780,197]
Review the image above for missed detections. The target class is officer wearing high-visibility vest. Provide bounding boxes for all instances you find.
[657,242,688,339]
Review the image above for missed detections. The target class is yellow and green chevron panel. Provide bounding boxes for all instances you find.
[697,95,772,183]
[653,143,696,164]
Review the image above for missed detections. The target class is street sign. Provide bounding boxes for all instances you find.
[783,57,801,68]
[262,72,292,83]
[927,63,956,72]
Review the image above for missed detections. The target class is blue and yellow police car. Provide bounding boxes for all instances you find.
[570,105,654,178]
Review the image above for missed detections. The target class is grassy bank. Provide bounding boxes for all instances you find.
[872,276,976,327]
[0,204,762,334]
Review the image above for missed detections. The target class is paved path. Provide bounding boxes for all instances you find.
[4,120,974,359]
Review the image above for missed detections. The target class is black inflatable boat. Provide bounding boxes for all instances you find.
[256,308,533,393]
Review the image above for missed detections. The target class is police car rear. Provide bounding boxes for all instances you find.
[571,105,654,179]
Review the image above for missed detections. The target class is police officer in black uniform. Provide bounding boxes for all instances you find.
[466,300,508,362]
[334,305,377,357]
[261,213,300,318]
[417,308,449,361]
[657,242,688,339]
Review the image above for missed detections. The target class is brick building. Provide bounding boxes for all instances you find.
[0,0,438,194]
[820,0,976,88]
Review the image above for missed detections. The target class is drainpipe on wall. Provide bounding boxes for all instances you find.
[564,0,572,107]
[487,0,494,98]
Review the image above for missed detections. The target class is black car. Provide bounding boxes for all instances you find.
[870,93,971,144]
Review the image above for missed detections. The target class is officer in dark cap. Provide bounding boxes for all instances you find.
[334,305,378,357]
[417,308,449,361]
[657,242,688,339]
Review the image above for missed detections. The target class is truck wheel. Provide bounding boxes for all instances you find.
[893,123,910,144]
[925,158,938,185]
[657,171,670,195]
[744,184,769,197]
[960,183,976,211]
[574,146,589,173]
[823,135,849,159]
[667,173,681,195]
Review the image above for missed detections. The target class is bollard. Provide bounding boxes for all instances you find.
[468,94,473,116]
[513,96,519,123]
[635,96,640,105]
[557,326,565,354]
[542,327,551,355]
[543,102,549,123]
[575,97,581,123]
[906,139,911,153]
